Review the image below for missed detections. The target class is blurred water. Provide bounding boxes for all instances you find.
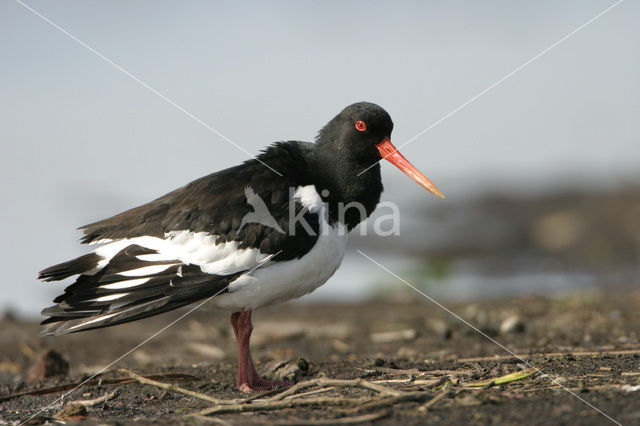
[308,251,630,304]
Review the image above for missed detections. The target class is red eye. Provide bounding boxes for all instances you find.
[355,120,367,132]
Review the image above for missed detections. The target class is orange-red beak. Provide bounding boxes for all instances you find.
[375,138,444,199]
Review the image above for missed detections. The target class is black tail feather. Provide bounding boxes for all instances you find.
[40,246,241,335]
[39,243,244,336]
[39,253,102,282]
[39,274,236,336]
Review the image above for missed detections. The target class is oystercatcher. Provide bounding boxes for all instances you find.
[39,102,443,392]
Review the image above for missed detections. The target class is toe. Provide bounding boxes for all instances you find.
[237,379,293,393]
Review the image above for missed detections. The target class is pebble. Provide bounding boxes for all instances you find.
[370,329,416,343]
[554,376,568,384]
[426,318,452,339]
[54,403,87,421]
[187,342,225,359]
[263,357,309,382]
[26,348,69,382]
[500,315,525,334]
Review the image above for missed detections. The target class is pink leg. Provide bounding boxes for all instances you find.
[230,309,292,393]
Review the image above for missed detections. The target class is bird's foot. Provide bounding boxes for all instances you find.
[231,309,293,392]
[237,377,293,393]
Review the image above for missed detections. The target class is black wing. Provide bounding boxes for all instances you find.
[39,142,322,335]
[79,142,320,260]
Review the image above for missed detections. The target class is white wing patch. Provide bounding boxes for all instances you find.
[91,231,269,278]
[118,264,177,277]
[90,293,128,303]
[66,312,120,331]
[100,278,150,289]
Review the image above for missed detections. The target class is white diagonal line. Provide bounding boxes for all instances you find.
[358,0,625,177]
[14,0,283,177]
[21,251,282,424]
[356,250,622,426]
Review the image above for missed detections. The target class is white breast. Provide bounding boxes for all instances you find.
[210,185,348,310]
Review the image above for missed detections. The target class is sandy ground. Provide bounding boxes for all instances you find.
[1,290,639,425]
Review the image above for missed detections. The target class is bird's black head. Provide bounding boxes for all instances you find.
[316,102,394,160]
[315,102,444,199]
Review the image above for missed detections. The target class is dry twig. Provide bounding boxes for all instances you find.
[121,366,536,419]
[195,377,424,416]
[421,386,452,411]
[264,378,401,402]
[274,410,390,425]
[342,391,434,415]
[120,369,233,405]
[282,387,336,399]
[360,366,470,376]
[196,396,376,416]
[68,390,119,407]
[0,372,197,402]
[456,349,640,364]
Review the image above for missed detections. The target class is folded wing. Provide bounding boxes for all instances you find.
[39,142,321,335]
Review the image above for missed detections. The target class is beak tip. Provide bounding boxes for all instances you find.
[432,189,445,199]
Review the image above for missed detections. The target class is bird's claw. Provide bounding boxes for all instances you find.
[238,378,293,393]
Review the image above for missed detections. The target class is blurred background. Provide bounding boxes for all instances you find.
[1,0,639,317]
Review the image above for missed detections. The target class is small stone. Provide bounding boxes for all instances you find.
[187,342,225,359]
[621,384,640,392]
[370,329,416,343]
[331,339,350,353]
[396,346,418,358]
[296,357,309,374]
[500,315,525,334]
[263,359,306,382]
[489,365,503,377]
[426,318,452,339]
[54,403,87,421]
[0,361,21,374]
[26,349,69,382]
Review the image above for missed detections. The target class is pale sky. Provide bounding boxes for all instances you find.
[1,1,639,315]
